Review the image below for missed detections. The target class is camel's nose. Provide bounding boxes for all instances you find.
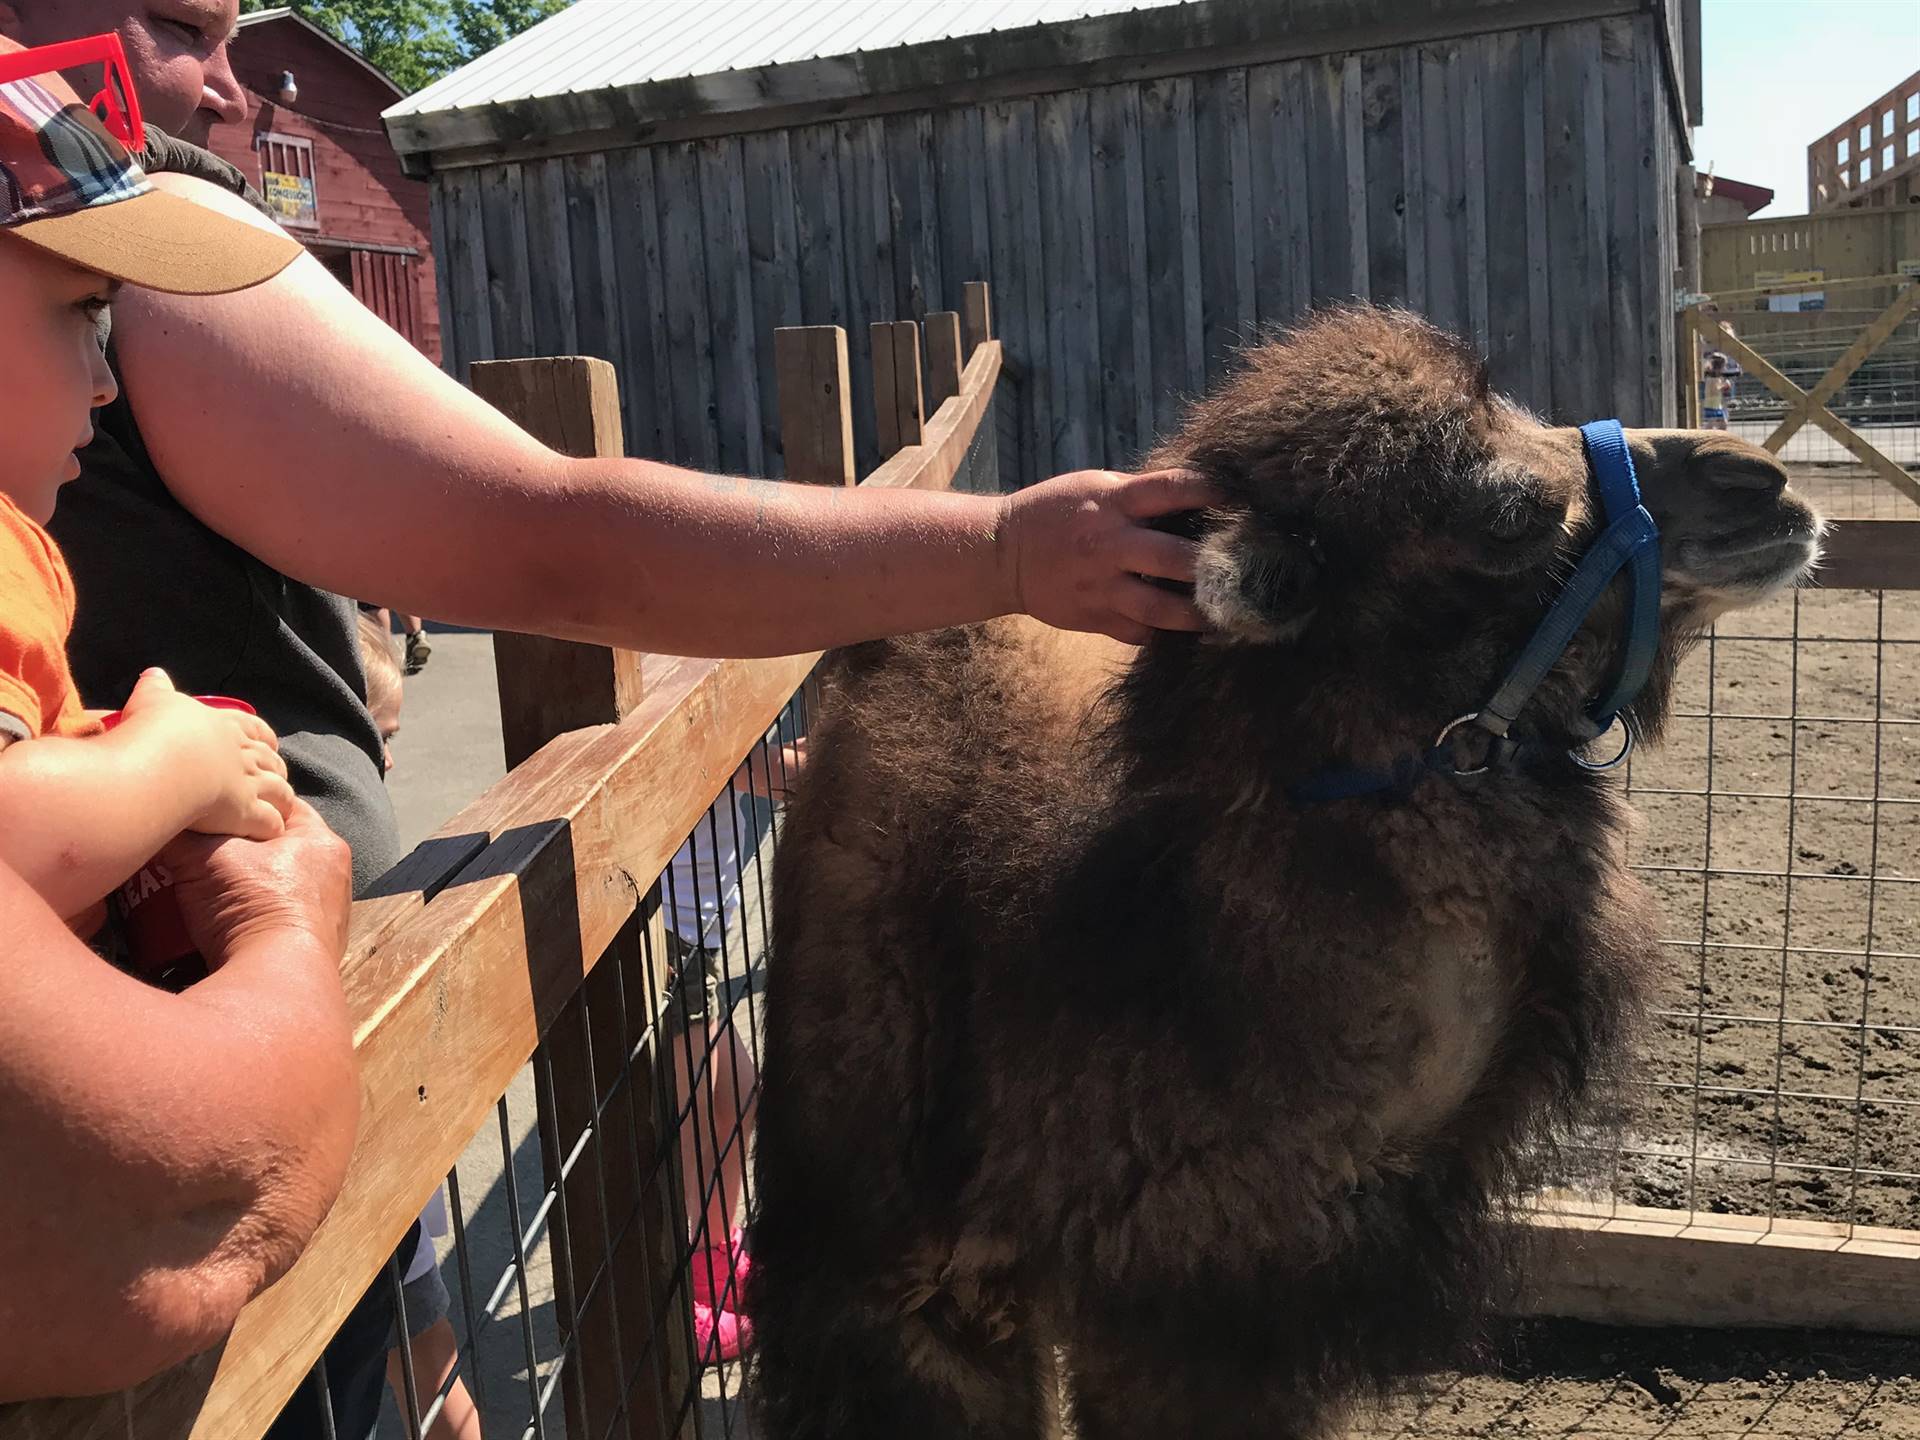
[1705,449,1788,496]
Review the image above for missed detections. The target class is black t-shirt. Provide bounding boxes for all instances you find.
[48,140,400,896]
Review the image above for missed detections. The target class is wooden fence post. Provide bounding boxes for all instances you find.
[962,280,993,359]
[469,355,694,1440]
[870,319,924,459]
[773,326,855,485]
[925,311,964,412]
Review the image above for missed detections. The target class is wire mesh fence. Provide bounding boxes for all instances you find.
[1712,304,1920,467]
[353,690,814,1440]
[1572,471,1920,1235]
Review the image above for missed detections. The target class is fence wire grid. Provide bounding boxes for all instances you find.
[1571,468,1920,1235]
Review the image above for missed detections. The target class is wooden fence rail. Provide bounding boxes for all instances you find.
[0,296,1002,1439]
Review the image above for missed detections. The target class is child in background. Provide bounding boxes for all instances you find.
[0,35,302,929]
[1701,351,1733,431]
[666,730,805,1363]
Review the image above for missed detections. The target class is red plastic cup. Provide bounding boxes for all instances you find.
[99,695,258,989]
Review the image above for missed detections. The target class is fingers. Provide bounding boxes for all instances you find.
[1116,526,1201,584]
[257,770,297,821]
[1114,469,1226,519]
[239,801,289,842]
[1114,577,1210,635]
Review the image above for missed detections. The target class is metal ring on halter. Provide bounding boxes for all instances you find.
[1571,715,1634,772]
[1431,712,1495,778]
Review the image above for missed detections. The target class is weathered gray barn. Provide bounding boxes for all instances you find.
[387,0,1702,485]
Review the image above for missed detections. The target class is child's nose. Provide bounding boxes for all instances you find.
[89,340,118,410]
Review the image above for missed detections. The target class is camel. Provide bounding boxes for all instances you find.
[747,306,1822,1440]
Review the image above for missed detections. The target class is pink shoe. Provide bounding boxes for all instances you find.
[693,1299,754,1364]
[689,1228,752,1312]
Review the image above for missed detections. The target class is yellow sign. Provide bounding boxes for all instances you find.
[262,169,316,226]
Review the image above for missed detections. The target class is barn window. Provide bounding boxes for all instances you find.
[1884,110,1895,137]
[259,132,319,229]
[1838,137,1850,163]
[1908,129,1919,158]
[1884,143,1897,169]
[1860,124,1872,151]
[1861,156,1873,181]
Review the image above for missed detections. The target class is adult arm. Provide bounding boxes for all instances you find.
[0,803,356,1401]
[114,174,1215,653]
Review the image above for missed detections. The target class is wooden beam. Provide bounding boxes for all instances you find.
[863,340,1002,492]
[1766,281,1920,449]
[457,357,693,1440]
[1814,518,1920,591]
[773,326,855,485]
[1706,270,1917,304]
[870,320,924,459]
[925,310,964,411]
[1696,315,1920,509]
[962,280,993,359]
[1518,1197,1920,1335]
[470,357,647,769]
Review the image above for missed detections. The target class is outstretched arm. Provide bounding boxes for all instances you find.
[115,174,1216,654]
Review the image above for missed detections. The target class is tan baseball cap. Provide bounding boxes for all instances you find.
[0,36,301,294]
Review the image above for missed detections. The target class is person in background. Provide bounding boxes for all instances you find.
[400,612,430,674]
[1701,350,1733,431]
[665,734,804,1363]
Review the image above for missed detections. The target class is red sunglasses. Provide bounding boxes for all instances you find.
[0,33,145,152]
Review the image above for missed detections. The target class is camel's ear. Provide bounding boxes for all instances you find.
[1193,513,1322,643]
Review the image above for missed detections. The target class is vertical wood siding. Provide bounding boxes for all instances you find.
[433,15,1677,482]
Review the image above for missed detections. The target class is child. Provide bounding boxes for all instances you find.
[0,38,304,928]
[1701,350,1733,432]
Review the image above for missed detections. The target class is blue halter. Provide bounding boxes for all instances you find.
[1290,419,1661,805]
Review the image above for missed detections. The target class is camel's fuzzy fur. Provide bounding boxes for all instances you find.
[748,307,1822,1440]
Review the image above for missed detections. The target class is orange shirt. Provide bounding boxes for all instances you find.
[0,493,97,742]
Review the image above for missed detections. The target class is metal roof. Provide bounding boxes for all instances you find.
[385,0,1191,120]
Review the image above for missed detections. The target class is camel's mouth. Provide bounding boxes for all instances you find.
[1673,510,1825,597]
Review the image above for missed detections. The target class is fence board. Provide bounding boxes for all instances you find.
[1248,59,1314,330]
[925,311,964,411]
[1480,29,1535,402]
[477,161,533,360]
[698,135,765,476]
[604,145,675,461]
[837,117,893,475]
[1360,49,1410,306]
[742,129,803,476]
[654,141,719,470]
[1038,89,1103,471]
[884,111,943,322]
[1459,38,1491,353]
[1089,82,1154,462]
[1140,76,1204,436]
[1419,42,1467,338]
[1303,55,1352,304]
[1195,67,1258,385]
[562,153,624,374]
[984,97,1051,483]
[932,107,990,312]
[524,159,579,356]
[1542,23,1596,421]
[774,326,856,487]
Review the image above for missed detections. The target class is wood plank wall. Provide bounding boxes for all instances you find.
[432,14,1676,486]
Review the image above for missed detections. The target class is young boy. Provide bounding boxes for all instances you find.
[0,36,306,928]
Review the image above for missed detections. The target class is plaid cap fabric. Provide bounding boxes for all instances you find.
[0,73,149,230]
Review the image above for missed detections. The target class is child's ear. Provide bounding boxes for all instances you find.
[1194,513,1322,643]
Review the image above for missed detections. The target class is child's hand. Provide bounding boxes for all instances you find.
[118,669,295,841]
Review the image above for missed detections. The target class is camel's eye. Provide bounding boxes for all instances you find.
[1455,465,1565,574]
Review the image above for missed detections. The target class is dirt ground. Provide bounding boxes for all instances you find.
[1603,468,1920,1231]
[1354,1321,1920,1439]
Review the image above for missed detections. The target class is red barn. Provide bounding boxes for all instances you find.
[206,7,440,363]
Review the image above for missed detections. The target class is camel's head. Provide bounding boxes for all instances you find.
[1155,306,1823,749]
